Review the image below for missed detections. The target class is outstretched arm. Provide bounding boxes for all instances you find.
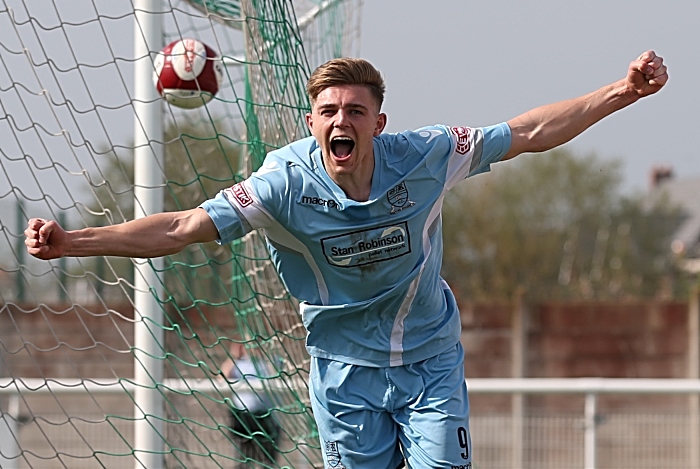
[24,208,219,260]
[503,50,668,160]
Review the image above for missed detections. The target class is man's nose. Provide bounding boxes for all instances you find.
[334,110,349,127]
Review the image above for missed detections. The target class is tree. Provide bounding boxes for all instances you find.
[441,148,681,301]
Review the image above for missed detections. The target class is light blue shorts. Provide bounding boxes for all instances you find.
[310,343,472,469]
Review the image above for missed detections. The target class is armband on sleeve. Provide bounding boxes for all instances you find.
[199,180,275,245]
[444,122,511,190]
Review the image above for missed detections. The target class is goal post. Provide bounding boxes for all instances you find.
[0,0,363,467]
[132,1,166,468]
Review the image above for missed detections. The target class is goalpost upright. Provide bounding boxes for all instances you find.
[132,1,165,468]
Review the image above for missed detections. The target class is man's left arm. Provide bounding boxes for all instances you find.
[503,50,668,161]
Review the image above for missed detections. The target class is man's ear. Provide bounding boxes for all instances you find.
[373,113,387,137]
[305,112,313,132]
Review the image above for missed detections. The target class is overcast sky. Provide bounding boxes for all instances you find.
[359,0,698,193]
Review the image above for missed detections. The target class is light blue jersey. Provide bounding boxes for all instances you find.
[201,123,510,367]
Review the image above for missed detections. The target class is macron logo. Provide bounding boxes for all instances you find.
[226,182,253,207]
[301,195,339,210]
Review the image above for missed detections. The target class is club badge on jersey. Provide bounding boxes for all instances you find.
[323,441,346,469]
[387,182,416,215]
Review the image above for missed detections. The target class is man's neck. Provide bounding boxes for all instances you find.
[330,159,374,202]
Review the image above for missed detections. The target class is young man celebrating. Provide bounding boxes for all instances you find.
[25,51,667,468]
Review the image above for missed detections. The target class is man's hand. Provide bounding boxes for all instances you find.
[25,209,219,260]
[627,50,668,98]
[25,218,69,260]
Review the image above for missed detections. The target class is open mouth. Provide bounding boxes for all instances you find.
[330,136,355,159]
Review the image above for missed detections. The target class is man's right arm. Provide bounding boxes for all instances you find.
[502,50,667,161]
[24,208,219,260]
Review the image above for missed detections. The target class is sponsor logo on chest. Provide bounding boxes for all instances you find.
[321,222,411,267]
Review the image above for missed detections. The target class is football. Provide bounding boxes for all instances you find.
[153,38,223,109]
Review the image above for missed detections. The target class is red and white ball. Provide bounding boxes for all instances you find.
[154,38,223,109]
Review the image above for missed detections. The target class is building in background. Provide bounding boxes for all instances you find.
[648,166,700,274]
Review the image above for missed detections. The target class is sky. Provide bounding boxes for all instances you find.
[358,0,698,193]
[0,0,694,283]
[0,0,695,215]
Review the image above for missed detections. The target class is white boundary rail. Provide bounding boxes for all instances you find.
[466,378,700,469]
[2,378,700,469]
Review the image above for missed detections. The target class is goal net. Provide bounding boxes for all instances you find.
[0,0,362,467]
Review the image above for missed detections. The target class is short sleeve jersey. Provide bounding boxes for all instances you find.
[201,123,511,367]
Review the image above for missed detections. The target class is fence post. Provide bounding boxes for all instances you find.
[57,211,67,303]
[511,288,527,469]
[584,392,597,469]
[689,285,699,468]
[14,200,25,303]
[0,394,20,469]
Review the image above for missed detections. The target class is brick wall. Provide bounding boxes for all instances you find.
[530,301,689,379]
[459,299,693,412]
[458,300,691,379]
[0,299,693,381]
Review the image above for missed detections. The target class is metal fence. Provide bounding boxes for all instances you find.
[469,378,700,469]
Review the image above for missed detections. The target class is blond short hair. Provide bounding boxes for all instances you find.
[306,58,385,110]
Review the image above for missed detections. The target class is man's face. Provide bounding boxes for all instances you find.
[305,84,386,180]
